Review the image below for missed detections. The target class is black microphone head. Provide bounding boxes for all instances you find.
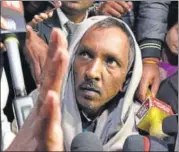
[123,135,168,151]
[162,115,178,136]
[123,135,145,151]
[148,136,168,151]
[71,132,103,151]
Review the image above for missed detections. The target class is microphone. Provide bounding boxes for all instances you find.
[162,115,178,152]
[123,135,168,151]
[1,1,26,96]
[135,95,174,138]
[1,1,34,129]
[71,132,103,151]
[162,115,178,136]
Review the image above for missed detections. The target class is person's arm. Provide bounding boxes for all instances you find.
[135,1,171,101]
[136,1,171,59]
[6,28,68,151]
[88,1,132,18]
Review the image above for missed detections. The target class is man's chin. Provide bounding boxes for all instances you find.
[77,97,99,112]
[62,1,81,9]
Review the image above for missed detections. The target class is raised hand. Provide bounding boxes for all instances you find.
[6,28,69,151]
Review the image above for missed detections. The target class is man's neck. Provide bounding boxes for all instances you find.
[65,11,87,23]
[79,105,106,121]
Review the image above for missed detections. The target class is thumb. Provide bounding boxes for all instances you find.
[48,28,69,94]
[45,90,63,151]
[127,2,133,11]
[151,77,160,97]
[138,78,150,102]
[26,25,33,39]
[47,90,61,123]
[35,90,62,151]
[1,16,8,29]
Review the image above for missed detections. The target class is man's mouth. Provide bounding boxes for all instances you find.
[80,87,100,94]
[79,83,101,95]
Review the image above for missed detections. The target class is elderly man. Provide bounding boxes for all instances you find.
[6,16,142,151]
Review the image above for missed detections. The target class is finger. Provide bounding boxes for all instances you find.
[33,15,44,23]
[0,43,6,51]
[33,60,41,86]
[127,2,133,11]
[116,1,131,12]
[26,25,33,38]
[102,11,112,17]
[39,28,69,106]
[47,28,69,93]
[138,78,150,102]
[31,18,38,25]
[107,7,122,18]
[47,11,54,18]
[29,59,41,86]
[39,13,49,20]
[151,77,160,97]
[0,43,4,49]
[39,50,47,71]
[110,2,125,15]
[1,16,8,29]
[53,1,61,8]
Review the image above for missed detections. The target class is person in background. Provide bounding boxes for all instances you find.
[135,1,171,102]
[159,1,178,81]
[90,1,171,102]
[25,1,94,86]
[157,2,178,114]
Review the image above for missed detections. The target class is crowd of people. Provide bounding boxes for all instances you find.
[0,1,178,151]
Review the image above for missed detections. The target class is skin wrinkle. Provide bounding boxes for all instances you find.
[73,26,129,118]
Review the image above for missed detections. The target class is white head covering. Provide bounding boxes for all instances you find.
[61,16,143,151]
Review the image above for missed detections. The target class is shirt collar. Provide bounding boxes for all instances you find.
[56,8,69,28]
[81,110,100,123]
[56,8,88,28]
[81,111,93,122]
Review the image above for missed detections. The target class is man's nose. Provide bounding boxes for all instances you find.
[85,60,102,81]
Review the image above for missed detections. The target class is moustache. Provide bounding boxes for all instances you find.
[79,80,102,95]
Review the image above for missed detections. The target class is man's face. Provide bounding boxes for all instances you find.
[73,27,129,114]
[61,1,93,14]
[166,23,178,55]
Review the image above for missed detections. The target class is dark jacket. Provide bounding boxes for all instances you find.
[90,1,171,59]
[135,1,171,59]
[34,10,62,44]
[157,72,178,113]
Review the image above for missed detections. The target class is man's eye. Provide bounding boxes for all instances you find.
[79,51,90,59]
[106,57,118,67]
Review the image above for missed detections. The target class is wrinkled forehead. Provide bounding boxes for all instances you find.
[73,21,134,72]
[78,24,129,46]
